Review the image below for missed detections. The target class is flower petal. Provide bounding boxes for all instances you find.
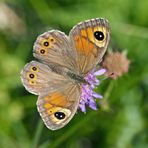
[79,67,105,112]
[93,93,103,99]
[79,103,86,113]
[94,68,106,76]
[88,99,97,110]
[91,84,95,88]
[94,79,100,85]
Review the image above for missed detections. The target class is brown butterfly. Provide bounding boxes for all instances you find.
[20,18,110,130]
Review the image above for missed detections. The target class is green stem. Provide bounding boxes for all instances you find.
[100,81,115,111]
[32,119,44,148]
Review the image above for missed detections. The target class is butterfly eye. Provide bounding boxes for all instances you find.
[94,31,105,41]
[54,112,66,120]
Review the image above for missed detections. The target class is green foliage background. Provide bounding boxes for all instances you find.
[0,0,147,148]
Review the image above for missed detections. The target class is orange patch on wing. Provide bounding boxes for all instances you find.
[43,92,70,116]
[74,35,94,54]
[44,92,69,107]
[81,29,87,37]
[44,103,53,109]
[44,97,50,101]
[80,27,93,37]
[74,27,97,54]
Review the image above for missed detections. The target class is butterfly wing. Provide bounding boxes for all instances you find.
[33,30,78,72]
[21,61,80,130]
[37,83,80,130]
[69,18,110,74]
[20,61,70,95]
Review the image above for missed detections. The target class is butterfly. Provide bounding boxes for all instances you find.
[20,18,110,130]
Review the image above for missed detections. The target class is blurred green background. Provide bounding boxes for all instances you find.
[0,0,148,148]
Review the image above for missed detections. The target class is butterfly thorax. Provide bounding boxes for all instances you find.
[66,71,87,84]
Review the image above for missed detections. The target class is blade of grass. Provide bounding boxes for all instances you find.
[32,119,44,148]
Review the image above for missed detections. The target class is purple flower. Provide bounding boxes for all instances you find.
[79,68,106,113]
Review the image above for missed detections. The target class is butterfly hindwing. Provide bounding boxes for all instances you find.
[37,82,80,130]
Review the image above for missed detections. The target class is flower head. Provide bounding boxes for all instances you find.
[79,68,106,112]
[102,51,130,79]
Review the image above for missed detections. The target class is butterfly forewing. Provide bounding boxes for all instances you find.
[20,61,70,95]
[33,30,78,72]
[69,18,110,74]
